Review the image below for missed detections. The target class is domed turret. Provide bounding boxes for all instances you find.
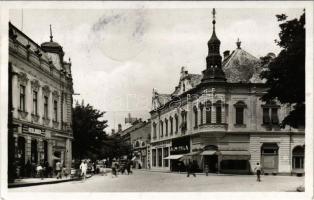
[201,8,226,83]
[41,25,64,54]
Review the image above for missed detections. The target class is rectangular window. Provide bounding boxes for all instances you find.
[53,100,58,121]
[153,123,157,139]
[160,122,163,137]
[44,96,48,118]
[152,149,156,167]
[165,120,168,136]
[263,108,270,124]
[235,107,244,125]
[175,116,178,133]
[19,85,25,111]
[216,106,222,124]
[271,108,279,125]
[33,91,38,115]
[170,118,173,135]
[158,148,162,167]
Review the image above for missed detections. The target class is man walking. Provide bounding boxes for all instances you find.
[55,161,62,179]
[254,162,262,182]
[80,160,88,181]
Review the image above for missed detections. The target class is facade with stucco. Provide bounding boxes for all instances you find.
[9,22,74,176]
[149,10,304,175]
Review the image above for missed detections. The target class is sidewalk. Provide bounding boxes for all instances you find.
[8,175,92,188]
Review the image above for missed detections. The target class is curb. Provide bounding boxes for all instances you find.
[8,175,92,188]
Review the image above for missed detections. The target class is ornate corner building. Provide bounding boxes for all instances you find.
[150,9,305,175]
[9,22,74,175]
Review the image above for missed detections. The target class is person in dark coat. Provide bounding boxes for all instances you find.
[187,160,196,177]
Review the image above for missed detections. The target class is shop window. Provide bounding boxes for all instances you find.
[158,148,162,167]
[292,146,305,169]
[193,106,198,128]
[19,85,26,111]
[152,149,156,167]
[205,101,211,124]
[163,147,169,167]
[221,160,248,170]
[31,140,38,163]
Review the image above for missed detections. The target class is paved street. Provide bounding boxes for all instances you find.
[9,170,304,192]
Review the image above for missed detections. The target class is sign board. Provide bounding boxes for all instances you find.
[22,124,45,135]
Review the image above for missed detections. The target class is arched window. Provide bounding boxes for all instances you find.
[205,101,211,124]
[292,146,305,169]
[170,116,173,135]
[193,106,198,128]
[153,122,157,139]
[135,141,140,147]
[175,114,178,134]
[215,100,222,124]
[199,103,204,125]
[234,101,247,125]
[165,118,168,136]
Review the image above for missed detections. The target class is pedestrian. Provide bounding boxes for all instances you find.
[254,162,263,182]
[36,164,44,180]
[55,161,62,179]
[111,160,118,178]
[25,160,32,177]
[62,165,68,179]
[80,160,88,181]
[205,164,209,176]
[187,160,196,177]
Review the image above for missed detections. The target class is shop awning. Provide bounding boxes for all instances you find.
[201,150,217,155]
[220,151,251,160]
[163,155,184,160]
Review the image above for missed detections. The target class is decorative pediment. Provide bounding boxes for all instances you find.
[17,72,29,85]
[42,85,51,96]
[52,90,60,99]
[31,79,40,91]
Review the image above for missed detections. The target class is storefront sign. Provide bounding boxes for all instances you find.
[171,136,190,155]
[22,124,44,135]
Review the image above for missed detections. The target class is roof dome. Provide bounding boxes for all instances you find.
[41,41,62,48]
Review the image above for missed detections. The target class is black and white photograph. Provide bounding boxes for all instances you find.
[0,1,313,200]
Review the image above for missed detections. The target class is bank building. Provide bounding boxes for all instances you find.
[150,9,305,175]
[9,22,74,175]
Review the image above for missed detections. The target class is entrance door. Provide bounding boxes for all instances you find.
[261,143,279,173]
[204,155,218,173]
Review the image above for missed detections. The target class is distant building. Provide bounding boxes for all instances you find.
[9,23,74,176]
[150,9,304,175]
[119,119,151,169]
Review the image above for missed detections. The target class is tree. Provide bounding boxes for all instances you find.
[72,101,108,160]
[260,11,305,128]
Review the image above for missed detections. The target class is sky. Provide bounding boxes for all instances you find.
[9,8,304,132]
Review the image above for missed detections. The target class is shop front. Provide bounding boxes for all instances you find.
[166,136,191,172]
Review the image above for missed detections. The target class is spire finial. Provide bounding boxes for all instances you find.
[236,38,241,49]
[49,24,53,42]
[212,8,216,30]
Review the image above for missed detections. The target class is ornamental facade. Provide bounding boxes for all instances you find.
[9,22,74,176]
[149,9,304,175]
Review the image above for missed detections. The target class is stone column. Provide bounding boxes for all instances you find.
[161,148,164,168]
[65,138,72,170]
[48,140,53,167]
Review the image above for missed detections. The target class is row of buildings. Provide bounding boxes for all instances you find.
[118,9,305,175]
[9,22,74,177]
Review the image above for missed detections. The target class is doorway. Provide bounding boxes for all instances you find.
[204,155,218,173]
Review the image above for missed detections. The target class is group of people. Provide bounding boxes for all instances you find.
[111,159,133,178]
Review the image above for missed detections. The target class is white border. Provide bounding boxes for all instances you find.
[0,1,313,200]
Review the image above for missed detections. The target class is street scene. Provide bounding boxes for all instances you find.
[6,3,307,194]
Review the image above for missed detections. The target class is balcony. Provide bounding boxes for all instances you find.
[197,123,228,132]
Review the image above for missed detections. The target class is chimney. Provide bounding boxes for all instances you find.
[223,50,230,59]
